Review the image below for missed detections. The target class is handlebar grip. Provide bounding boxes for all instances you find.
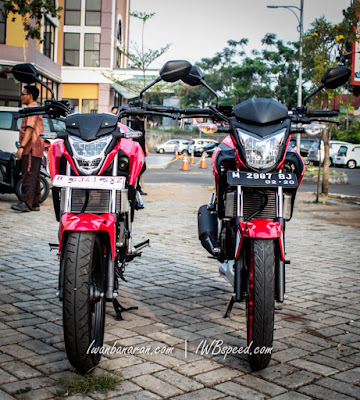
[18,106,46,115]
[307,110,338,117]
[182,108,211,115]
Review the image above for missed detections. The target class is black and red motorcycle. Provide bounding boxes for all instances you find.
[116,60,350,371]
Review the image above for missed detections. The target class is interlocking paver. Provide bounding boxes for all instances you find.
[0,183,359,399]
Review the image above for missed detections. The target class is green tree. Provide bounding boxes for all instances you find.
[302,3,360,196]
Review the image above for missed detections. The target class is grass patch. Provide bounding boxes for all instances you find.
[55,374,121,398]
[304,200,335,205]
[305,167,345,176]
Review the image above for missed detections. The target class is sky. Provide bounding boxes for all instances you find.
[129,0,352,68]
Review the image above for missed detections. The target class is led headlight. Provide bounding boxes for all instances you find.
[237,128,286,170]
[68,135,112,175]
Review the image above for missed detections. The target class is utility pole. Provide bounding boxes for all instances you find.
[267,0,304,155]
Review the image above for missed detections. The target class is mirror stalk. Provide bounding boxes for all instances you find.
[200,79,219,108]
[303,84,325,106]
[139,76,162,99]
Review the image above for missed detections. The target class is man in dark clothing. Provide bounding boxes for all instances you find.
[11,85,44,212]
[130,116,148,195]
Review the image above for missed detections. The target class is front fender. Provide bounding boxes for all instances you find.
[236,219,285,260]
[59,213,116,259]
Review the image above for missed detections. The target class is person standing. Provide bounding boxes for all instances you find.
[130,115,149,195]
[11,85,44,212]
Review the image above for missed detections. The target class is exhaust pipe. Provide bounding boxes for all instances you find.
[198,205,220,256]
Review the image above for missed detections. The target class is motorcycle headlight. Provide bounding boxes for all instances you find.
[68,135,112,175]
[237,128,286,170]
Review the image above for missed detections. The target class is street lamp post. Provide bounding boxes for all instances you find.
[267,0,304,154]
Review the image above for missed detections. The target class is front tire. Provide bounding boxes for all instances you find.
[246,239,275,371]
[63,232,106,374]
[158,148,165,154]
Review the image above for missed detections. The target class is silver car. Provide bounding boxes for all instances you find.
[155,139,181,153]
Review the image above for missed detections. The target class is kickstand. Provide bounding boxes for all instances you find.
[112,298,138,320]
[224,294,236,318]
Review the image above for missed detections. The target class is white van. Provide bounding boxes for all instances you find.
[334,144,360,169]
[0,106,66,152]
[306,140,351,166]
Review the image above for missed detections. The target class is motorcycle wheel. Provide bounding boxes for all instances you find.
[16,175,50,204]
[246,238,275,371]
[63,232,106,374]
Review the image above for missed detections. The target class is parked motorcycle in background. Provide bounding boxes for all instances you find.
[0,142,49,203]
[12,63,149,374]
[113,60,350,371]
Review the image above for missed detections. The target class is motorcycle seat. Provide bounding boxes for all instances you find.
[65,113,118,141]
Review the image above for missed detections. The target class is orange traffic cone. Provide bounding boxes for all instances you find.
[190,151,195,164]
[200,152,207,168]
[175,149,180,160]
[181,152,189,171]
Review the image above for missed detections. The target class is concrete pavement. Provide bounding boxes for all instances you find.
[0,183,359,399]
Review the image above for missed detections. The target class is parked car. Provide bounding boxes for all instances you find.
[334,144,360,169]
[175,140,192,154]
[289,138,318,157]
[307,140,350,166]
[188,138,218,156]
[0,106,66,152]
[155,139,182,153]
[196,141,219,157]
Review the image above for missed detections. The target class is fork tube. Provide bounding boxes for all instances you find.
[276,185,285,302]
[109,154,118,213]
[234,184,244,302]
[64,162,72,213]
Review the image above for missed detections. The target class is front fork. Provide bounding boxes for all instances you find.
[233,181,286,303]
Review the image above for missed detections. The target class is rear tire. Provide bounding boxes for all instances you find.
[246,239,275,371]
[63,232,106,374]
[16,175,50,204]
[347,160,356,169]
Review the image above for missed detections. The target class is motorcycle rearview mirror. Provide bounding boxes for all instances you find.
[304,123,326,136]
[139,60,192,99]
[12,63,55,100]
[12,63,38,84]
[182,65,220,108]
[197,123,218,134]
[303,65,351,105]
[159,60,192,82]
[181,65,204,86]
[321,66,351,89]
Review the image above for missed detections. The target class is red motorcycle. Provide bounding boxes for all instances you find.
[115,60,350,371]
[12,63,149,374]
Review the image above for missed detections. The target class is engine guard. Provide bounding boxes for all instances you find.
[59,213,116,259]
[236,219,285,260]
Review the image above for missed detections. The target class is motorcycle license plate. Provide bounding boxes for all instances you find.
[53,175,126,190]
[227,171,298,187]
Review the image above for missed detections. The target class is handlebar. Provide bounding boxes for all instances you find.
[18,106,46,115]
[306,109,338,117]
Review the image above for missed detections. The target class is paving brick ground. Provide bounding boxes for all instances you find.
[0,180,359,400]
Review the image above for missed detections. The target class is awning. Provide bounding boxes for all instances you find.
[112,82,138,100]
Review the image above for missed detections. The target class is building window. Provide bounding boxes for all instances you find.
[85,0,101,26]
[63,98,79,113]
[84,33,100,67]
[43,17,56,60]
[64,33,80,66]
[64,0,81,26]
[0,0,6,44]
[82,99,98,113]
